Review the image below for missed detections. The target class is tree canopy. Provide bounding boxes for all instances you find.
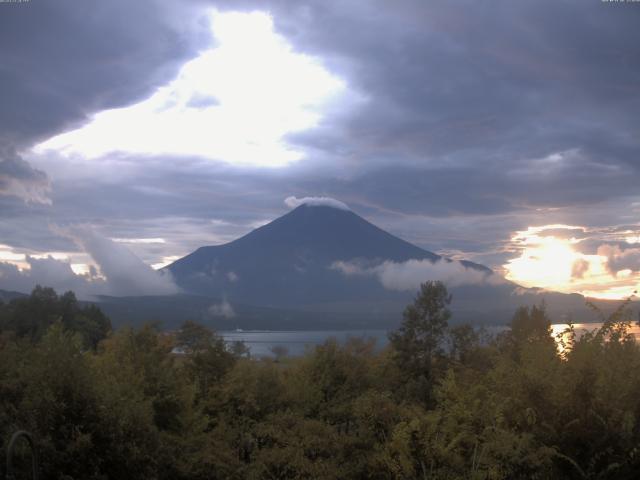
[2,285,640,479]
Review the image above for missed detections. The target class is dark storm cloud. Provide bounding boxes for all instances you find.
[0,155,301,263]
[220,0,640,214]
[0,146,50,203]
[0,0,210,148]
[0,0,210,210]
[598,244,640,275]
[0,0,225,271]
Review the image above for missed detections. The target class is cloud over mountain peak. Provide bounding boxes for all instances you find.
[284,196,349,211]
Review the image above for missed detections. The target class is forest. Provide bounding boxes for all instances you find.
[1,282,640,479]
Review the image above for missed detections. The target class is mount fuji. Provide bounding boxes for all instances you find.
[156,202,588,329]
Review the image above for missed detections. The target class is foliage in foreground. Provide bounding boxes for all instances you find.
[1,283,640,479]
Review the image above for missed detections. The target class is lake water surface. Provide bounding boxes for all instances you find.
[221,322,640,358]
[221,329,390,357]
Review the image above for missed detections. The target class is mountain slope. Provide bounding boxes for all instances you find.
[170,204,439,275]
[0,289,28,303]
[165,204,536,324]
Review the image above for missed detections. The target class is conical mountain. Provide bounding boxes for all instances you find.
[167,204,491,312]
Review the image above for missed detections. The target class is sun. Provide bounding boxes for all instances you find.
[503,225,640,299]
[505,235,578,290]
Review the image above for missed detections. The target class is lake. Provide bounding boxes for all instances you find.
[221,322,640,358]
[221,329,390,357]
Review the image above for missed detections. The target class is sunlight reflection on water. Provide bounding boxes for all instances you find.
[550,322,640,353]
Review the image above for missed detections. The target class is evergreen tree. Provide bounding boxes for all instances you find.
[388,280,451,403]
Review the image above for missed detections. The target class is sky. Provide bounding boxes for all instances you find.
[1,0,639,299]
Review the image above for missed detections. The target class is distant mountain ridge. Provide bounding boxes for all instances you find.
[0,289,28,303]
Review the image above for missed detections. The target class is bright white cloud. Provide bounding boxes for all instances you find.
[0,246,27,266]
[0,244,91,272]
[112,237,166,244]
[62,226,180,296]
[332,258,501,292]
[285,196,350,210]
[208,299,236,318]
[151,255,182,271]
[0,256,105,298]
[0,228,180,298]
[0,226,182,298]
[34,11,345,167]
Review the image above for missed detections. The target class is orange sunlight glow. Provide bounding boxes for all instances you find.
[504,225,639,300]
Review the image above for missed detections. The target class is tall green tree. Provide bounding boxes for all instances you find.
[177,320,238,401]
[510,303,553,346]
[388,280,451,403]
